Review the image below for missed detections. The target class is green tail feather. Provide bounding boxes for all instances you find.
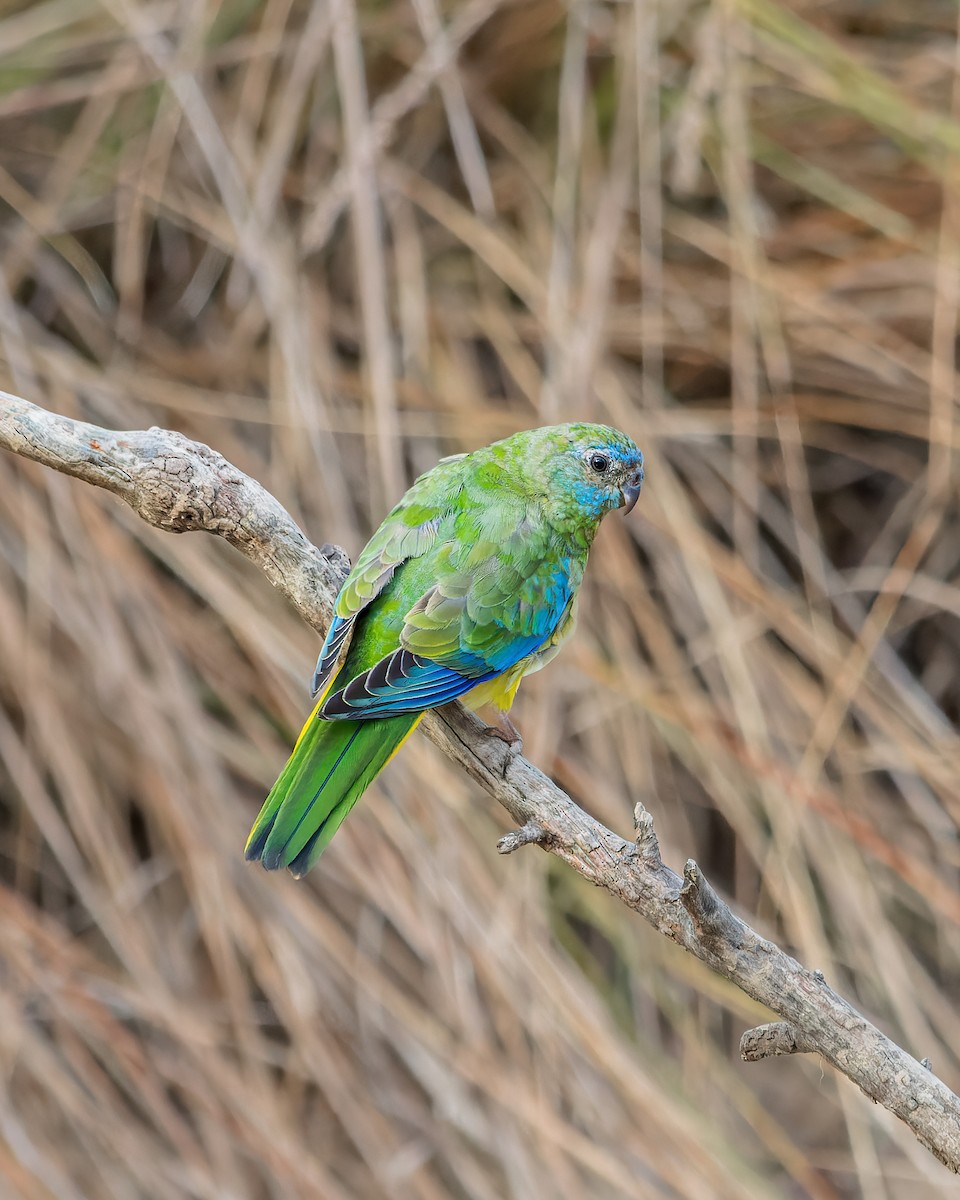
[246,713,419,878]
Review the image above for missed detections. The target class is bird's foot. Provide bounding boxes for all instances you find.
[481,711,523,752]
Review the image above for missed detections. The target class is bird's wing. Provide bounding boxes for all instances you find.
[320,518,580,718]
[311,459,462,698]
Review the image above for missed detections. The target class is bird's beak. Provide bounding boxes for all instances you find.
[621,467,644,514]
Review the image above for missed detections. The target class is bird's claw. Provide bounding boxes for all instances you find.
[483,725,523,750]
[482,713,523,752]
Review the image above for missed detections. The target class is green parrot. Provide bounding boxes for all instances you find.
[245,423,644,877]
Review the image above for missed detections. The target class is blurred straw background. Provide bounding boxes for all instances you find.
[0,0,959,1196]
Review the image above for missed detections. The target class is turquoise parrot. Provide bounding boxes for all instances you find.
[245,423,644,877]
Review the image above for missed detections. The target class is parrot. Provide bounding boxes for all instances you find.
[245,422,644,878]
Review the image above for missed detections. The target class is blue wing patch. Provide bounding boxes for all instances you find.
[320,649,495,718]
[311,613,355,698]
[316,521,578,720]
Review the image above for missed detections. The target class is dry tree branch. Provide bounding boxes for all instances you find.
[2,391,960,1173]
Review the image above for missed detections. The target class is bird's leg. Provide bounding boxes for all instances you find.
[481,708,523,750]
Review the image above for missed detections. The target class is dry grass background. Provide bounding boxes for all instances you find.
[0,0,959,1196]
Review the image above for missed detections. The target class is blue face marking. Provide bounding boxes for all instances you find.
[569,437,643,519]
[581,441,643,472]
[545,426,643,530]
[571,477,612,520]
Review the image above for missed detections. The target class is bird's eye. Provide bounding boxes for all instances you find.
[589,453,610,474]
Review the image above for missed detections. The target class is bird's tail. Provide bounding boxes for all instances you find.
[245,710,421,878]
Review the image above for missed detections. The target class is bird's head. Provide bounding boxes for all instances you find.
[515,423,644,528]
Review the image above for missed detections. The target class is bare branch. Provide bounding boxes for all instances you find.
[2,392,960,1173]
[0,392,349,635]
